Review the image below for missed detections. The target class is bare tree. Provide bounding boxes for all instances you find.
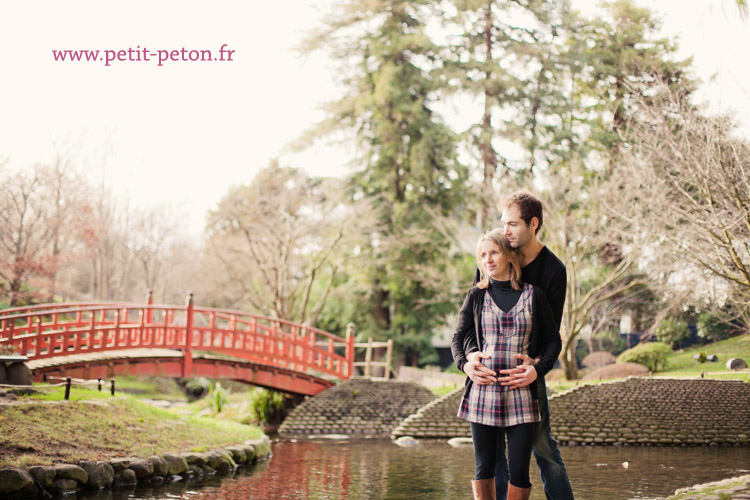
[0,164,56,306]
[540,169,650,379]
[205,162,372,325]
[614,85,750,324]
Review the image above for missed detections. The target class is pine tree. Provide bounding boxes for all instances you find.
[300,0,470,364]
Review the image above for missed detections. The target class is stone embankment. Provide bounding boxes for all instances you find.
[393,378,750,447]
[392,387,469,438]
[549,378,749,446]
[0,437,271,499]
[279,378,436,437]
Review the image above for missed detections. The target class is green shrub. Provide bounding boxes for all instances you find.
[616,342,672,372]
[656,318,691,349]
[250,388,286,425]
[183,377,211,399]
[697,312,732,342]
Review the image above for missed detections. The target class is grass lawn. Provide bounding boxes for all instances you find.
[111,375,189,401]
[0,387,262,468]
[657,333,750,380]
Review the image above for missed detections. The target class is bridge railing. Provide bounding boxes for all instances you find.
[0,298,353,381]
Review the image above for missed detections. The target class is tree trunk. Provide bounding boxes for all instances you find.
[479,2,497,230]
[561,336,579,380]
[373,286,391,330]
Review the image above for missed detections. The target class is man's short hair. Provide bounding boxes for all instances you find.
[501,191,543,234]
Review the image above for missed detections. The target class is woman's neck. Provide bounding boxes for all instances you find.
[490,271,511,282]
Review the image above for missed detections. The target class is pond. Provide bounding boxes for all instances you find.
[78,440,750,500]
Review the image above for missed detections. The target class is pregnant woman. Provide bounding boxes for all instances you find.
[451,229,562,500]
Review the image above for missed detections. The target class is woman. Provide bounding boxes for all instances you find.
[451,229,562,500]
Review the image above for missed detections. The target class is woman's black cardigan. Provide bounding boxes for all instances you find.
[450,285,562,398]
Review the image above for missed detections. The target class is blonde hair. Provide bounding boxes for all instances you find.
[475,229,522,290]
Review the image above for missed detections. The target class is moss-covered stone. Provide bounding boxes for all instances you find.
[113,469,137,487]
[53,463,88,484]
[28,465,55,488]
[161,454,188,475]
[148,455,169,476]
[128,458,154,479]
[0,467,38,499]
[78,461,114,489]
[50,478,78,494]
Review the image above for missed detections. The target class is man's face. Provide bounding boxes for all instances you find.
[501,204,535,249]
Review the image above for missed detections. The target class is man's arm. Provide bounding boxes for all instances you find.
[547,264,567,330]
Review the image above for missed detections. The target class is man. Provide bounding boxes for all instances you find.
[464,191,574,500]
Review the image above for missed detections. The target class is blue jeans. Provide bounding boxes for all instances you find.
[494,378,574,500]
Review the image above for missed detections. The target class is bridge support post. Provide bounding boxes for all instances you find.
[182,293,194,377]
[145,290,153,324]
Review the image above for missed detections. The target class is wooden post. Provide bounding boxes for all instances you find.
[110,379,115,396]
[364,337,373,378]
[183,292,194,377]
[64,377,71,400]
[98,378,102,392]
[345,323,355,378]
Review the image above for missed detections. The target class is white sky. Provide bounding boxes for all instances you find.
[1,0,748,235]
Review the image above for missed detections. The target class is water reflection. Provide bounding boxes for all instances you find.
[75,440,750,500]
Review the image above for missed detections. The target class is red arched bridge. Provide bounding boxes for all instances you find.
[0,296,353,395]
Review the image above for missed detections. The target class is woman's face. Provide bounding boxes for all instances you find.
[479,240,509,280]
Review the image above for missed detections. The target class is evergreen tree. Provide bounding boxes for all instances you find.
[439,0,569,226]
[300,0,470,364]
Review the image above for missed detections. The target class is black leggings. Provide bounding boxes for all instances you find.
[470,422,534,488]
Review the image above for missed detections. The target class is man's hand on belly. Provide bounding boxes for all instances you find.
[463,351,498,385]
[498,354,538,389]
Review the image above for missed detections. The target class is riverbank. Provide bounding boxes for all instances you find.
[0,386,270,498]
[667,474,750,499]
[0,386,264,467]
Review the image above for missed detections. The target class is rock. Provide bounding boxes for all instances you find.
[6,363,32,386]
[204,450,223,469]
[180,452,207,466]
[225,446,247,464]
[128,458,154,479]
[727,358,748,370]
[0,467,38,499]
[241,444,256,463]
[211,448,237,473]
[447,437,474,447]
[28,465,56,488]
[50,478,78,495]
[147,475,165,486]
[161,453,188,475]
[54,463,88,484]
[394,436,419,447]
[187,464,205,477]
[148,455,169,476]
[79,461,114,489]
[109,458,131,472]
[113,469,137,486]
[247,436,272,460]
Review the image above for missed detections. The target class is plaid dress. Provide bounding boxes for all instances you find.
[457,283,540,427]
